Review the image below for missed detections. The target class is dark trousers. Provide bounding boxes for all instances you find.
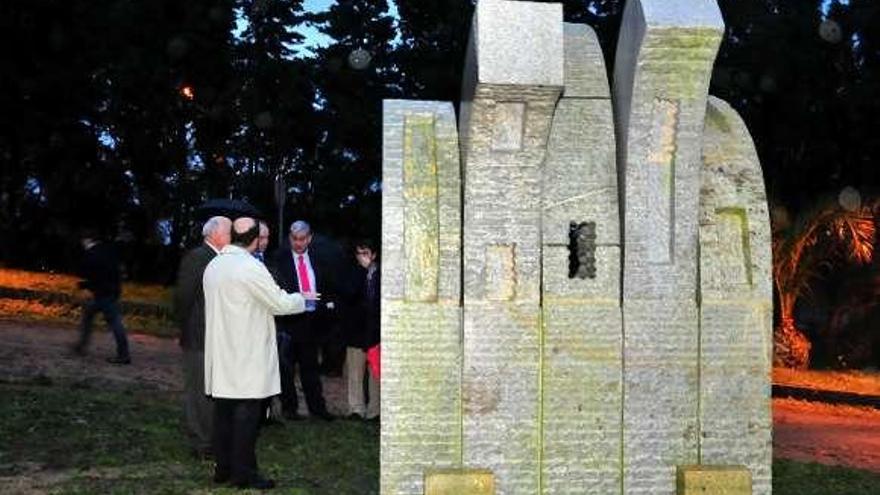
[77,295,130,359]
[182,349,212,452]
[320,322,346,374]
[212,398,262,484]
[278,331,328,416]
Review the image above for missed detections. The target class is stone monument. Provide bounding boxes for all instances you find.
[381,1,772,494]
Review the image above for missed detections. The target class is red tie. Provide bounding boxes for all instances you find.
[297,255,312,293]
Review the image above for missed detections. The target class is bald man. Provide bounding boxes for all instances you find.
[203,217,317,489]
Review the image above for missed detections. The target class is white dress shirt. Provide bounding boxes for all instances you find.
[203,244,306,399]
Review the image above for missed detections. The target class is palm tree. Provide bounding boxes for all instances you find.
[772,198,876,368]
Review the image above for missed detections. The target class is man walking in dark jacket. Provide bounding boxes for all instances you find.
[174,216,232,458]
[72,231,131,365]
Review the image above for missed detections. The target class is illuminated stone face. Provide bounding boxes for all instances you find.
[381,101,463,495]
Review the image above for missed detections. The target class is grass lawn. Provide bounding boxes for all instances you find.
[3,384,880,494]
[773,459,880,495]
[0,382,378,494]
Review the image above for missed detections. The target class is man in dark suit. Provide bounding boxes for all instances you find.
[173,216,232,458]
[269,220,336,421]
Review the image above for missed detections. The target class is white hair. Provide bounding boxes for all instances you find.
[202,216,229,238]
[290,220,311,235]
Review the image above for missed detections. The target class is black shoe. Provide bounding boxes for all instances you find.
[213,469,230,484]
[346,413,365,421]
[232,475,275,490]
[313,410,335,422]
[283,411,306,421]
[262,417,284,428]
[106,356,131,365]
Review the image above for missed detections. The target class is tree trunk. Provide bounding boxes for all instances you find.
[774,317,812,368]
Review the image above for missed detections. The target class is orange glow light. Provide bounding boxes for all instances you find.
[180,85,195,100]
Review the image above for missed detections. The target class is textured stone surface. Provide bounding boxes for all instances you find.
[541,23,622,495]
[459,3,564,493]
[382,101,462,495]
[676,465,752,495]
[698,97,772,495]
[381,3,774,495]
[472,0,564,88]
[459,0,563,156]
[613,1,724,493]
[562,24,610,99]
[425,469,496,495]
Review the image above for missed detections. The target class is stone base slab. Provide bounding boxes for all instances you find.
[676,465,752,495]
[424,469,495,495]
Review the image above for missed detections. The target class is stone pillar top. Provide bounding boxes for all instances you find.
[471,0,564,87]
[639,0,723,28]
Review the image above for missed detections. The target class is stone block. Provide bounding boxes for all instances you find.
[613,2,725,493]
[382,100,462,495]
[459,5,563,488]
[622,299,700,494]
[676,465,752,495]
[424,469,495,495]
[562,23,610,99]
[471,0,563,88]
[613,0,725,299]
[541,23,622,494]
[698,97,772,495]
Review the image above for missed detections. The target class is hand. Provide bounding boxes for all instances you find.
[301,292,321,301]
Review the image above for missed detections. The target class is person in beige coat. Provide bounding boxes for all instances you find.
[203,217,317,490]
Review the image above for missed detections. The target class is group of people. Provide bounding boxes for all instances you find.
[72,215,380,490]
[176,216,380,489]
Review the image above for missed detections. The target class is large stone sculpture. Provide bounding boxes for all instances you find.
[381,1,772,494]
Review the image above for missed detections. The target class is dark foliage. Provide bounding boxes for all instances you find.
[1,0,878,293]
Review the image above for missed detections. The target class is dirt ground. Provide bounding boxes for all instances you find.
[774,398,880,472]
[0,320,347,416]
[0,319,181,391]
[2,320,880,474]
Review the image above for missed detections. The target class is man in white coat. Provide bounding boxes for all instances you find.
[204,217,316,490]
